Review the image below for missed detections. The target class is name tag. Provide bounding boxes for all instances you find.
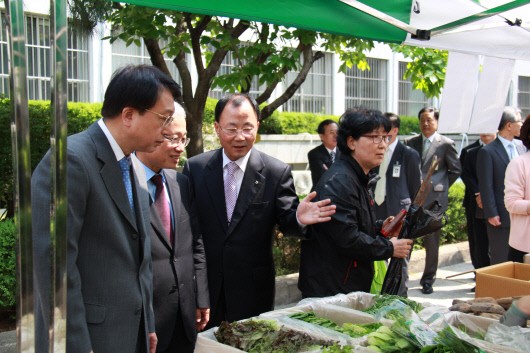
[392,163,401,178]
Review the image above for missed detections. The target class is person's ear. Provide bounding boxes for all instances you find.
[347,136,356,151]
[121,107,135,128]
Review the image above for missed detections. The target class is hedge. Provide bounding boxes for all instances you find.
[0,219,15,310]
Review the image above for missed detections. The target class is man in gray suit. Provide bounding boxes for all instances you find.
[478,107,525,265]
[374,113,421,296]
[405,107,461,295]
[183,93,335,328]
[32,65,181,353]
[136,103,209,353]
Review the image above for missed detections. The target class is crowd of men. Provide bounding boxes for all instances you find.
[31,64,527,352]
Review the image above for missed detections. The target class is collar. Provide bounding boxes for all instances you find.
[498,135,514,148]
[422,131,438,143]
[387,138,398,154]
[324,146,337,154]
[98,118,126,162]
[222,148,252,173]
[344,154,370,186]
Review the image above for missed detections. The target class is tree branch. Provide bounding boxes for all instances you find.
[143,38,170,75]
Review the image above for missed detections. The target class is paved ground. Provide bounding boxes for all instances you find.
[0,246,476,352]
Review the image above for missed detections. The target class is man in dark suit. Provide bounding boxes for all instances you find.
[32,65,181,353]
[405,107,461,295]
[307,119,339,187]
[460,133,496,273]
[478,107,525,265]
[183,93,335,328]
[136,103,209,353]
[374,113,421,296]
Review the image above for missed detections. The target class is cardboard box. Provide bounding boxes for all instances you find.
[476,262,530,299]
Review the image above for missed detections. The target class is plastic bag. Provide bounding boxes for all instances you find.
[484,322,530,353]
[370,260,387,295]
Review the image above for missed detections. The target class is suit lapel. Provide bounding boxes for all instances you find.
[227,149,266,234]
[386,142,402,177]
[150,204,172,251]
[205,150,230,232]
[91,124,138,230]
[492,139,510,166]
[164,169,180,249]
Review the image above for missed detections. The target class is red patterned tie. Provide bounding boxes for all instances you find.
[152,174,172,243]
[224,162,239,223]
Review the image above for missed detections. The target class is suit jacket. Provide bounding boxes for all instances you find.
[405,133,462,212]
[307,144,340,187]
[32,122,154,353]
[375,141,421,216]
[183,148,303,323]
[460,140,481,208]
[462,145,485,218]
[140,169,209,350]
[477,138,527,227]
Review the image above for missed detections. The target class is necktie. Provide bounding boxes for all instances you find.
[330,150,336,164]
[507,143,516,160]
[224,162,239,223]
[118,156,135,216]
[152,174,172,243]
[422,138,431,159]
[374,149,390,205]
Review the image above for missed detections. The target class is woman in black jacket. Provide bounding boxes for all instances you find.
[298,108,413,298]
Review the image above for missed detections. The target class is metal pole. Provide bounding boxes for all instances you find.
[49,0,68,351]
[5,0,34,351]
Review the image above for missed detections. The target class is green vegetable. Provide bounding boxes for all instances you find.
[289,311,342,330]
[364,325,417,353]
[434,326,486,353]
[364,295,424,314]
[322,342,355,353]
[342,322,383,338]
[215,319,335,352]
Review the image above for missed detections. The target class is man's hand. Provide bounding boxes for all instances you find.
[390,238,413,258]
[296,191,336,225]
[149,332,157,353]
[475,194,483,209]
[196,308,210,331]
[488,216,501,227]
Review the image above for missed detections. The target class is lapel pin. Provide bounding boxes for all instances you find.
[255,181,259,184]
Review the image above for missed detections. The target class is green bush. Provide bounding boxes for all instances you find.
[0,218,15,310]
[259,111,338,134]
[398,116,420,136]
[0,99,101,216]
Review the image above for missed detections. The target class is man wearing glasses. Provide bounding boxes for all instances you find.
[405,107,461,295]
[183,93,336,328]
[136,102,209,353]
[32,65,181,353]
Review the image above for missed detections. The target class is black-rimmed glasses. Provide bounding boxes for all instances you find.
[163,135,190,147]
[145,108,174,127]
[362,134,391,144]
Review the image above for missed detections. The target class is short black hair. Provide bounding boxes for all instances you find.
[337,108,390,154]
[317,119,337,134]
[418,107,439,120]
[384,112,400,129]
[101,65,181,118]
[498,106,521,131]
[215,93,260,122]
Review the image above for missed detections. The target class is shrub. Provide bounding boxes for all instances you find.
[0,218,15,310]
[259,111,338,135]
[398,116,420,136]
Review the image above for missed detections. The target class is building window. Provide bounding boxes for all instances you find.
[0,13,90,101]
[284,52,333,114]
[398,61,433,116]
[0,13,8,97]
[345,57,387,111]
[111,33,181,85]
[208,45,264,100]
[518,76,530,118]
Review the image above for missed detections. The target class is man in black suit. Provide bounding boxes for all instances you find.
[478,107,525,264]
[405,107,461,295]
[136,102,209,353]
[460,133,496,273]
[374,113,421,296]
[308,119,339,186]
[183,93,335,328]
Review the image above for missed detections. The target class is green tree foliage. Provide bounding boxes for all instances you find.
[0,218,15,310]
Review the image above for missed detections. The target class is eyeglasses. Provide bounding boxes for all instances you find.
[218,126,256,137]
[145,108,174,127]
[163,135,190,147]
[362,134,391,144]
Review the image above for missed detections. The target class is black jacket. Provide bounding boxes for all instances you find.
[298,153,394,298]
